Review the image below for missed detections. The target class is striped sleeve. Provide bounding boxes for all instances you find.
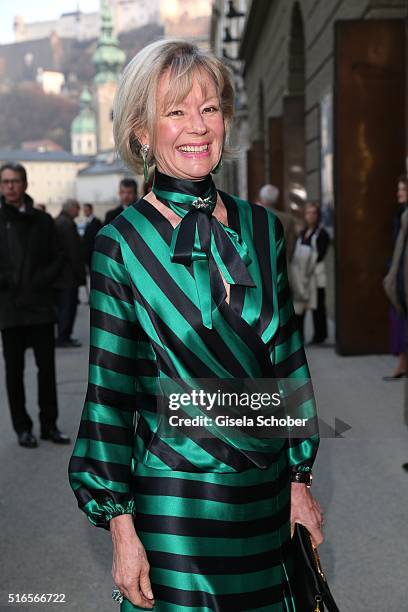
[272,216,319,473]
[68,226,140,529]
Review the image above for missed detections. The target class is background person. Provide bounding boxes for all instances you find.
[0,162,70,447]
[54,199,86,348]
[291,202,330,343]
[82,203,102,270]
[383,175,408,380]
[382,176,408,471]
[69,40,322,611]
[258,183,296,261]
[104,178,138,225]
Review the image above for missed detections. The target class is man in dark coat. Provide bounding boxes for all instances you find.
[0,162,70,448]
[104,178,138,225]
[82,203,102,269]
[54,199,86,348]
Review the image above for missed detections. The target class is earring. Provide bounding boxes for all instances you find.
[211,156,223,175]
[140,144,150,183]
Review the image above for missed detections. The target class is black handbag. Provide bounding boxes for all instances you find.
[291,524,340,612]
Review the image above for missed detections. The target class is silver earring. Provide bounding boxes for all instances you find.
[140,144,150,183]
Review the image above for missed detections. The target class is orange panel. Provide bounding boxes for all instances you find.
[335,19,406,354]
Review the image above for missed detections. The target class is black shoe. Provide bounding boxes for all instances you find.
[18,431,38,448]
[402,463,408,472]
[55,339,72,348]
[382,372,407,381]
[55,338,82,348]
[41,427,71,444]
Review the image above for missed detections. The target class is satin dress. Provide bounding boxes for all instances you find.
[68,188,319,611]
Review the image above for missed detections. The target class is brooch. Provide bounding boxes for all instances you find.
[192,197,212,211]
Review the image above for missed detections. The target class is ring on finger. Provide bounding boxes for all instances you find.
[112,587,124,604]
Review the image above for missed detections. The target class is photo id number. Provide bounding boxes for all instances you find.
[8,594,66,604]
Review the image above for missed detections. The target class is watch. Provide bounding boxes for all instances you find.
[291,471,313,487]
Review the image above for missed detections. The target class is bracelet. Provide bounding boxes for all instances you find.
[291,471,312,487]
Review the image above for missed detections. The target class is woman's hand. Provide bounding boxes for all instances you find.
[110,514,155,609]
[290,482,324,547]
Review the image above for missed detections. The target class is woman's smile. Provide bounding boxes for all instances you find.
[176,142,211,157]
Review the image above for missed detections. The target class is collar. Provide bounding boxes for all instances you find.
[152,169,217,215]
[0,193,35,216]
[150,169,255,329]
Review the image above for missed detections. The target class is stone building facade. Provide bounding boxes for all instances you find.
[212,0,408,354]
[240,0,407,208]
[210,0,248,199]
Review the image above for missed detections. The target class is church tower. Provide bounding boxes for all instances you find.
[92,0,125,152]
[71,86,97,156]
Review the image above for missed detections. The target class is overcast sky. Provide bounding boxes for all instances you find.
[0,1,100,44]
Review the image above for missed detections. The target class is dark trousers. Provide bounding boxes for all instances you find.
[312,287,328,342]
[296,313,305,343]
[1,324,58,434]
[56,287,79,341]
[296,288,328,344]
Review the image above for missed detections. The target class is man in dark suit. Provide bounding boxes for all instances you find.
[0,162,70,447]
[104,178,138,225]
[82,203,102,269]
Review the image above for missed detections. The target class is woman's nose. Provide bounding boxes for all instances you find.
[187,110,207,134]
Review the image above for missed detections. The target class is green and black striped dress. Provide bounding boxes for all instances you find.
[68,173,319,612]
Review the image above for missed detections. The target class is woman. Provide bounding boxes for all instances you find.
[291,202,330,344]
[68,40,323,611]
[383,175,408,380]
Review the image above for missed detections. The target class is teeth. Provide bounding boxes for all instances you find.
[178,145,208,152]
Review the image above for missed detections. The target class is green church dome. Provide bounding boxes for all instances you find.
[71,112,97,135]
[93,0,126,85]
[71,86,96,134]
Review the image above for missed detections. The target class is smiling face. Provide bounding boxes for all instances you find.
[146,68,225,180]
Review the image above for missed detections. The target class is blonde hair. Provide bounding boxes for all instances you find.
[113,39,235,175]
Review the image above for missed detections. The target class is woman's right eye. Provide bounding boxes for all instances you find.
[168,109,183,117]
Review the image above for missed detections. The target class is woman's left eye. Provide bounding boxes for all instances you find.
[203,106,219,113]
